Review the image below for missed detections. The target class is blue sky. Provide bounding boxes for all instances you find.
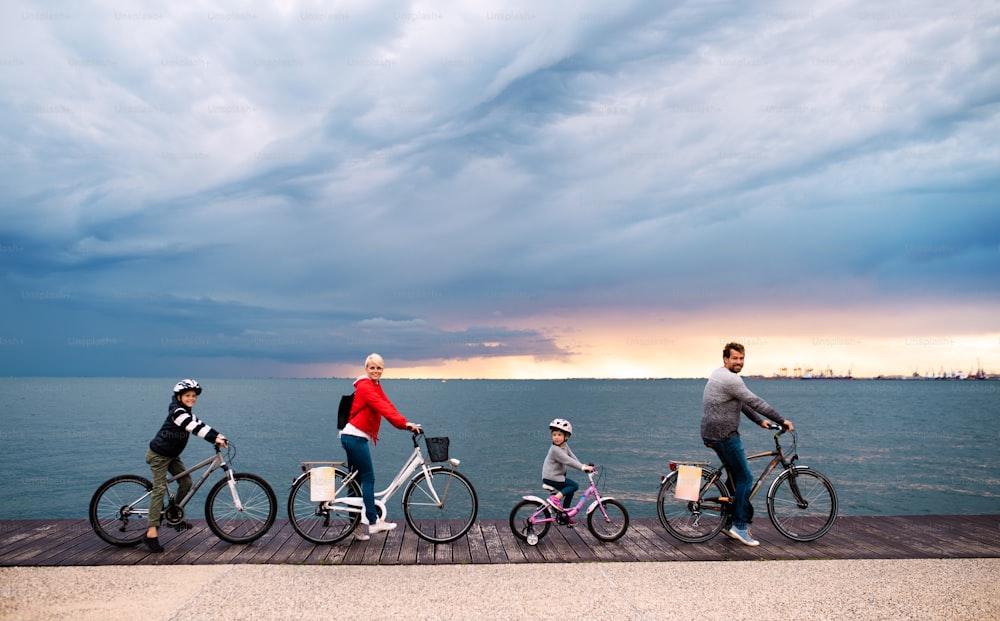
[1,1,998,379]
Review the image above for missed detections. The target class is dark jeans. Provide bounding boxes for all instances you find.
[542,477,579,509]
[340,434,378,525]
[704,435,753,530]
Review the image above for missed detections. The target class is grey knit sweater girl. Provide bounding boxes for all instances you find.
[542,443,586,482]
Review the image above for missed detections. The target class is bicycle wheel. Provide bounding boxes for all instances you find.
[509,499,551,543]
[588,498,629,542]
[657,470,730,543]
[767,467,838,541]
[89,475,153,546]
[288,468,362,544]
[205,472,277,544]
[402,466,478,543]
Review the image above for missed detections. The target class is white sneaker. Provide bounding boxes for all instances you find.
[351,524,370,541]
[368,519,397,534]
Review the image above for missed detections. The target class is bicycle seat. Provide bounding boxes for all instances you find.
[542,484,557,493]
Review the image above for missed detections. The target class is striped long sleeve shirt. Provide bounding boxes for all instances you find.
[148,397,221,458]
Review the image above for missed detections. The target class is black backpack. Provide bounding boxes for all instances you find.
[337,393,354,429]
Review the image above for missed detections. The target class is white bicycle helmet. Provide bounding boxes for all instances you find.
[549,418,573,437]
[172,379,203,396]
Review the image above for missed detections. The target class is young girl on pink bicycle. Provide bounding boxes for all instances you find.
[542,418,595,524]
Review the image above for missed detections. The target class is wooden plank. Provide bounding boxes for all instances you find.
[627,520,695,562]
[3,516,1000,566]
[465,523,491,564]
[494,522,530,564]
[479,521,509,564]
[377,521,405,565]
[396,522,421,564]
[449,520,474,564]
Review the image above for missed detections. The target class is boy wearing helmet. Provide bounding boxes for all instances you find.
[542,418,594,520]
[143,379,228,553]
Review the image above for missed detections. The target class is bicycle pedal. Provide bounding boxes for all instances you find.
[171,521,193,532]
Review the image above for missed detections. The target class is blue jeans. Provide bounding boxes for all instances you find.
[704,435,753,530]
[542,477,579,509]
[340,434,377,525]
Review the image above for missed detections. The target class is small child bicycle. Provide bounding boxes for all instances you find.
[509,467,629,545]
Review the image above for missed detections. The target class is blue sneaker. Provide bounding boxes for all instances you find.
[729,526,759,547]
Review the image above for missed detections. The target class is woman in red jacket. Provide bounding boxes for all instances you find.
[339,353,420,539]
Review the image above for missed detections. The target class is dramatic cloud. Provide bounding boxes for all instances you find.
[1,1,997,378]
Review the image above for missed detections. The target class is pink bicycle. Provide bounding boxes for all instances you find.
[509,466,629,545]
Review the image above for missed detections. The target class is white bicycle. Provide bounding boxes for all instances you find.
[287,429,478,544]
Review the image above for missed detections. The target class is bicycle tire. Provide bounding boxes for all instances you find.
[767,466,838,541]
[509,499,551,543]
[657,470,730,543]
[89,474,153,547]
[588,498,629,542]
[287,467,362,544]
[402,466,478,543]
[205,472,277,544]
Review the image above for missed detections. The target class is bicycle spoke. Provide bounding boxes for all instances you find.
[89,475,154,547]
[288,468,361,544]
[767,468,838,541]
[657,470,729,543]
[206,473,277,544]
[403,468,478,543]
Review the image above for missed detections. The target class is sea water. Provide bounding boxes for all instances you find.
[1,377,997,520]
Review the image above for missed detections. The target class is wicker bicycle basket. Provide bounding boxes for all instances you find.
[425,436,450,462]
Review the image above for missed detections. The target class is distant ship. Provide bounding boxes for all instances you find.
[800,366,853,380]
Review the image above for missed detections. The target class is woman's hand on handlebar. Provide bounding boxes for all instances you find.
[406,422,422,433]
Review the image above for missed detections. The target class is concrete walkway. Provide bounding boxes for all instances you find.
[2,558,998,620]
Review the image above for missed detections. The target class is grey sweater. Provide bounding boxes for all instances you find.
[542,443,585,482]
[701,367,786,442]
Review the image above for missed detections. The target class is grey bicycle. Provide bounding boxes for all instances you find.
[89,443,277,546]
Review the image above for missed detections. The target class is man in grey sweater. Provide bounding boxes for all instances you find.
[701,342,793,546]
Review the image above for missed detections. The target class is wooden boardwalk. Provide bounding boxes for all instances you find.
[1,515,997,567]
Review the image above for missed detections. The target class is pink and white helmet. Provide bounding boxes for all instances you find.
[549,418,573,437]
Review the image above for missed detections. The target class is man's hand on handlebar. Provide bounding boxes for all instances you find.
[763,420,794,432]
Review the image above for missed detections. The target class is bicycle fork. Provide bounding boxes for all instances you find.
[223,464,245,511]
[784,469,810,509]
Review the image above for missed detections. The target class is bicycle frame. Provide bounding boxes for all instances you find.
[126,449,239,519]
[521,471,616,524]
[675,430,804,507]
[324,434,461,523]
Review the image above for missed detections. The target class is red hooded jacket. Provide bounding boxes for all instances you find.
[348,376,409,444]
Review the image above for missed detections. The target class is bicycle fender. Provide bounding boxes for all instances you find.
[522,495,547,504]
[766,466,810,497]
[587,497,616,515]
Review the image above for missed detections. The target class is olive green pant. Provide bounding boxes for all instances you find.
[145,449,192,528]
